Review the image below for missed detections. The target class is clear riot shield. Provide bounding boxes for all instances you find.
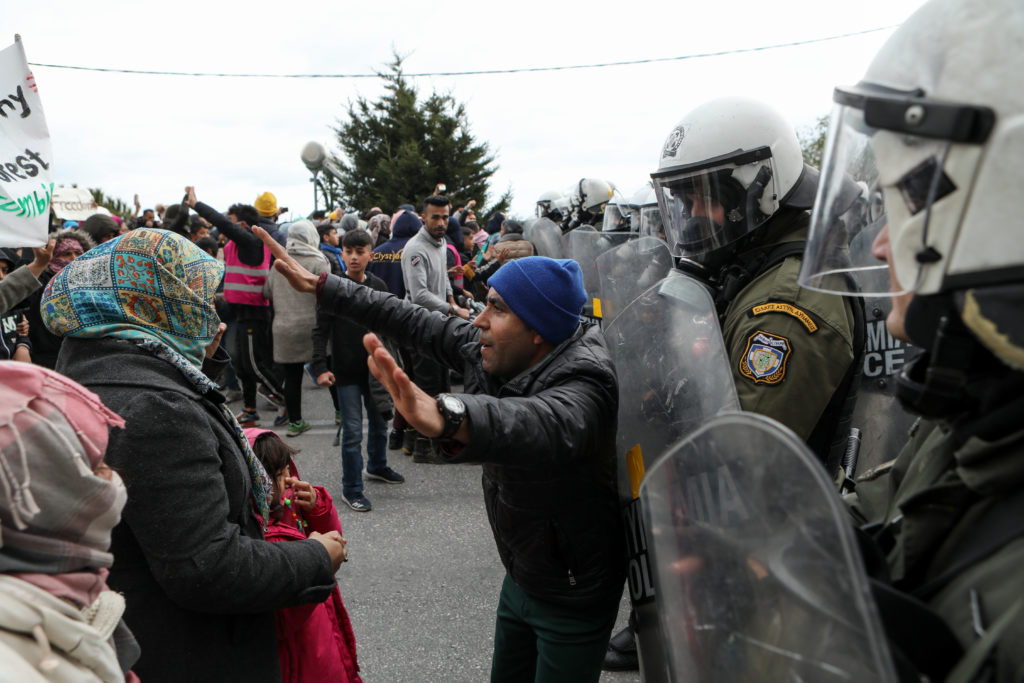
[640,412,897,683]
[522,217,565,259]
[604,270,739,682]
[595,236,673,325]
[851,296,923,475]
[563,228,636,320]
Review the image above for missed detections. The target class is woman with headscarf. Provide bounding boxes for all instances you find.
[41,229,346,682]
[21,228,94,369]
[366,212,391,249]
[264,220,329,436]
[0,362,139,682]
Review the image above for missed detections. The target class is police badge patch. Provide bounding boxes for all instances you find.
[739,330,791,385]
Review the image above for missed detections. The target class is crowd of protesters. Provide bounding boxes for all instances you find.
[0,184,532,681]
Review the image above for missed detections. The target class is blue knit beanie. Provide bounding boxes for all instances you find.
[488,257,586,345]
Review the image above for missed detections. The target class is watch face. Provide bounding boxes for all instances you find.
[442,395,465,415]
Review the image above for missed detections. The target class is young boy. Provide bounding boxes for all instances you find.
[311,229,404,511]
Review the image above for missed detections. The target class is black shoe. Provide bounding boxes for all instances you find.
[341,493,372,512]
[602,625,639,672]
[412,436,444,464]
[401,429,416,456]
[388,429,403,451]
[365,467,405,484]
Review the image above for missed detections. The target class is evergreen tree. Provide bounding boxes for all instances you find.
[332,54,506,216]
[88,187,132,220]
[797,115,830,169]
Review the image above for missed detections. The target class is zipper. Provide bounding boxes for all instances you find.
[568,569,576,587]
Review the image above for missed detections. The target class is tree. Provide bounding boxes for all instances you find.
[88,187,132,220]
[797,114,830,169]
[332,53,506,216]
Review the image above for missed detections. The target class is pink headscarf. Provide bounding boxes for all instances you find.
[0,363,125,599]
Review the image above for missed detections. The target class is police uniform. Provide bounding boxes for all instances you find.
[847,408,1024,681]
[718,211,857,458]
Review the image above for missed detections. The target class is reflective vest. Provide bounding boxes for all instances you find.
[223,240,271,307]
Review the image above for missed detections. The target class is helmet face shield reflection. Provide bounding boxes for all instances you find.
[801,84,993,297]
[653,154,777,261]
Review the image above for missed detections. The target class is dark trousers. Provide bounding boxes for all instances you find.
[410,348,450,399]
[490,574,619,683]
[236,319,284,410]
[281,362,304,422]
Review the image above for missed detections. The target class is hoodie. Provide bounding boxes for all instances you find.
[367,211,423,299]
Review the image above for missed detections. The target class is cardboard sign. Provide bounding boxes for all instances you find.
[0,36,52,247]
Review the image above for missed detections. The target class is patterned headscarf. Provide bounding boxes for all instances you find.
[0,362,141,675]
[39,229,272,524]
[41,228,223,369]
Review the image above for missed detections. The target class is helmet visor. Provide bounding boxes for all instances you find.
[639,205,664,242]
[602,204,626,232]
[653,154,778,261]
[800,85,985,297]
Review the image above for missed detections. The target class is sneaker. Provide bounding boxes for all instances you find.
[286,420,311,437]
[341,493,372,512]
[335,410,343,426]
[234,409,259,427]
[273,410,289,427]
[402,429,417,456]
[412,437,445,464]
[365,467,405,484]
[387,429,403,450]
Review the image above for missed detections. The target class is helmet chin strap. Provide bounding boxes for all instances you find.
[896,293,983,417]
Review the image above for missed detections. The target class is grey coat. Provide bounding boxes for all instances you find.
[264,252,329,363]
[56,337,336,682]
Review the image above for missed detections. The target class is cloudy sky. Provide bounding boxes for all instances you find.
[6,0,926,222]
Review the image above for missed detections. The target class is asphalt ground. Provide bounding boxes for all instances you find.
[248,375,641,683]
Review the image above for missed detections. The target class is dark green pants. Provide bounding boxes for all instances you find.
[490,574,620,683]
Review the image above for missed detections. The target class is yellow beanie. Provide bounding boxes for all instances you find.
[254,192,278,217]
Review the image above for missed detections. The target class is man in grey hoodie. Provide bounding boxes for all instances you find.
[401,195,471,462]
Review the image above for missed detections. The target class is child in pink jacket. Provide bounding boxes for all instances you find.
[245,428,362,683]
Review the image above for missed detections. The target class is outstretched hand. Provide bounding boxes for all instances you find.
[364,333,444,439]
[253,226,319,294]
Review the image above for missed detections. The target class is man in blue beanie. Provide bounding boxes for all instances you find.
[256,229,626,683]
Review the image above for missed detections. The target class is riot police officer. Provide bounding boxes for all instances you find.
[605,96,864,672]
[800,0,1024,677]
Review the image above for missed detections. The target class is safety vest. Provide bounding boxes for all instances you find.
[223,240,271,307]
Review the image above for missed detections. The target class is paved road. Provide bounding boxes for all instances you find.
[252,378,641,683]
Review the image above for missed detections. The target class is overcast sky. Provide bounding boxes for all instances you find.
[6,0,926,222]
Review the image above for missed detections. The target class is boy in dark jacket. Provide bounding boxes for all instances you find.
[311,229,405,512]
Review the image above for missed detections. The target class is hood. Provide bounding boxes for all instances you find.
[392,211,423,240]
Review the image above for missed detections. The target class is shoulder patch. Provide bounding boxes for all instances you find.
[750,302,818,333]
[739,330,791,385]
[410,255,422,267]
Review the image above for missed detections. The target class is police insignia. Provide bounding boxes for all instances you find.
[739,330,791,385]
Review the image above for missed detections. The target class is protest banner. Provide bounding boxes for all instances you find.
[0,35,52,247]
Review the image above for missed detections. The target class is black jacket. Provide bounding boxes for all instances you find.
[56,337,336,682]
[311,271,390,386]
[319,275,626,606]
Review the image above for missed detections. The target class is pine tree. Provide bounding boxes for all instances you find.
[332,54,507,216]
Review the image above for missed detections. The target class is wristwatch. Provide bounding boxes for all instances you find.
[435,393,467,440]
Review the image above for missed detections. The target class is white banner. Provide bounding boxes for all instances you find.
[0,36,52,248]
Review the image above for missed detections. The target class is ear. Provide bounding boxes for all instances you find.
[532,331,545,346]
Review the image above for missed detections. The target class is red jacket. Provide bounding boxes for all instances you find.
[264,462,361,683]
